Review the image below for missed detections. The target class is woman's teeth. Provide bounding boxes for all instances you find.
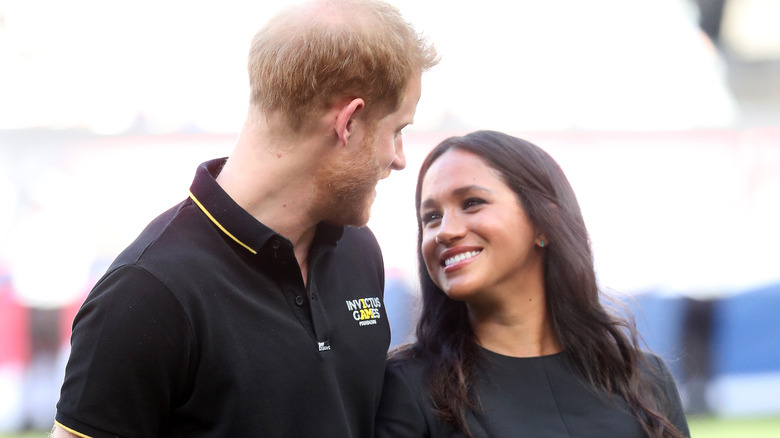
[444,250,481,267]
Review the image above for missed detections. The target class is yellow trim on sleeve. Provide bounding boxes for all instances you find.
[189,191,258,254]
[55,420,93,438]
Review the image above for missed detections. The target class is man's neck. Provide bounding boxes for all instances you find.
[217,114,334,281]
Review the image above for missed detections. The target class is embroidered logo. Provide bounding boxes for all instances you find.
[346,297,382,326]
[318,341,331,352]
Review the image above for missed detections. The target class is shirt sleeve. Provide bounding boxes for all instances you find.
[375,360,432,438]
[55,265,194,438]
[650,354,692,438]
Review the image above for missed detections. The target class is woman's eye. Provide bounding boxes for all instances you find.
[420,211,441,225]
[463,198,485,209]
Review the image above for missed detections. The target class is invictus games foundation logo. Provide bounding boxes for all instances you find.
[346,297,382,326]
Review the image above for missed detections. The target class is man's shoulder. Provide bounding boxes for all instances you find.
[113,197,223,270]
[94,199,216,298]
[334,226,384,262]
[341,225,380,247]
[113,200,192,260]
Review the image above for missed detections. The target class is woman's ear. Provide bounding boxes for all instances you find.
[334,98,365,146]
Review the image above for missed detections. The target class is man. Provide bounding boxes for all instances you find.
[52,1,438,436]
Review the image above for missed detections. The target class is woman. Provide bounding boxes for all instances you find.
[375,131,690,437]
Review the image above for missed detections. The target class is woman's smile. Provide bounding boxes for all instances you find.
[441,250,482,272]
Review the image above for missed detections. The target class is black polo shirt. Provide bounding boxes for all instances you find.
[56,158,391,437]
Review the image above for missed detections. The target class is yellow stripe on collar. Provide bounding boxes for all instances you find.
[189,191,258,254]
[55,420,93,438]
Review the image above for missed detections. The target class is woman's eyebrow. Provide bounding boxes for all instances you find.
[452,185,492,196]
[419,185,493,210]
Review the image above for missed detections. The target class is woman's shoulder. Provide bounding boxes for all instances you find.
[386,345,427,377]
[638,350,675,378]
[378,346,447,437]
[638,351,691,436]
[637,351,682,403]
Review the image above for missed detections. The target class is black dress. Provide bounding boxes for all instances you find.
[375,348,690,437]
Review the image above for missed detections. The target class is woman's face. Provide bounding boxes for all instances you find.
[419,149,544,305]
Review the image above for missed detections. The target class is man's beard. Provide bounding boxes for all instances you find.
[314,130,384,227]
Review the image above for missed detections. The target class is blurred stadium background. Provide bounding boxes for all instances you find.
[1,0,779,435]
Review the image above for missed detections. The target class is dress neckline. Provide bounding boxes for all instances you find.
[476,344,566,362]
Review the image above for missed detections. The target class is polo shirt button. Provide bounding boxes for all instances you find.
[271,239,281,249]
[295,295,304,306]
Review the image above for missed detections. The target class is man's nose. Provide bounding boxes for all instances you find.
[390,139,406,171]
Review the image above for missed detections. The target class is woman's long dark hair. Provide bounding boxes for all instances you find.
[410,130,685,438]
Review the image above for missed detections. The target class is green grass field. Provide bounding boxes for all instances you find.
[687,415,780,437]
[2,416,779,437]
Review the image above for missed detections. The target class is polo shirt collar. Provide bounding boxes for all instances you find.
[188,158,345,255]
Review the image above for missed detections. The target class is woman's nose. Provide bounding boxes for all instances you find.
[435,212,465,245]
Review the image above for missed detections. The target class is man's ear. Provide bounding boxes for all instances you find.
[335,98,365,146]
